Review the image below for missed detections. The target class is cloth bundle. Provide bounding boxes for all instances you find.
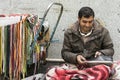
[109,61,120,79]
[45,64,111,80]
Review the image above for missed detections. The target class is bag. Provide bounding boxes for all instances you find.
[90,54,113,61]
[88,55,113,66]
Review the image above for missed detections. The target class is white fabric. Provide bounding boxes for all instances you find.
[0,16,26,26]
[80,30,92,37]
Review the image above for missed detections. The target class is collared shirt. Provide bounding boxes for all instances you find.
[79,27,93,44]
[79,27,93,37]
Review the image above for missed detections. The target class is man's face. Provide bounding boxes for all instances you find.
[79,16,94,34]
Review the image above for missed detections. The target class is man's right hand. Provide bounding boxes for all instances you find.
[77,55,86,64]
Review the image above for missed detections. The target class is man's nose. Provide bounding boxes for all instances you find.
[85,22,90,27]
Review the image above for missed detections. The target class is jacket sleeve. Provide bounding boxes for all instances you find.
[61,30,78,64]
[99,28,114,56]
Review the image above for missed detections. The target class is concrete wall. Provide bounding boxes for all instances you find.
[0,0,120,60]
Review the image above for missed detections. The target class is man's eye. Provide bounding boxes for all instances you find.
[89,21,93,23]
[83,21,87,23]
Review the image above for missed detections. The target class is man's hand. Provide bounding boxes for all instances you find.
[77,55,86,64]
[95,51,102,58]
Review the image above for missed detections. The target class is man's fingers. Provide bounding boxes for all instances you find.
[80,56,86,61]
[95,51,101,58]
[77,55,86,64]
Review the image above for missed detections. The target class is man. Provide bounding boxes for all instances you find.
[61,7,114,65]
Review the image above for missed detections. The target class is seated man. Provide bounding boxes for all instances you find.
[61,6,114,65]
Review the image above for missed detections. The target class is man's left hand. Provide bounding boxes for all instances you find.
[95,51,102,58]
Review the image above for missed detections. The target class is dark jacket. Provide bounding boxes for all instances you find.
[61,20,114,64]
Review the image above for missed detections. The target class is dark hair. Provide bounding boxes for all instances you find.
[78,7,95,18]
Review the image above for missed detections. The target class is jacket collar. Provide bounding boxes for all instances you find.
[71,20,102,37]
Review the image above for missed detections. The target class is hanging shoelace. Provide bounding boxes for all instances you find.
[0,27,2,75]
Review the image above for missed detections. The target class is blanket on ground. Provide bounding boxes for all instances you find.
[45,64,111,80]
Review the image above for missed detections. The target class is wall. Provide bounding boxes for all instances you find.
[0,0,120,60]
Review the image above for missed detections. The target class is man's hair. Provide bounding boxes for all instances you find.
[78,7,95,18]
